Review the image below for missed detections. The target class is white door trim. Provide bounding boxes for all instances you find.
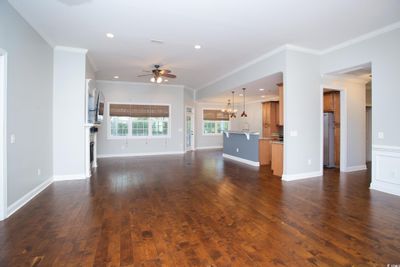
[319,86,348,173]
[0,49,8,220]
[185,106,195,151]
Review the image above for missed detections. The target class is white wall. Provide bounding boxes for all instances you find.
[0,51,6,219]
[53,47,87,178]
[283,50,321,179]
[321,27,400,195]
[0,1,54,207]
[195,102,226,149]
[230,101,262,133]
[96,81,185,156]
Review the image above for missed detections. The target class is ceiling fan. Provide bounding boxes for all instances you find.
[137,64,177,83]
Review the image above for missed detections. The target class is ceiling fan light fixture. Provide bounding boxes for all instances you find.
[156,77,163,83]
[150,77,156,83]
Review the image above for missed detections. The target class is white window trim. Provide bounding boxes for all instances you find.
[107,102,172,140]
[201,108,230,136]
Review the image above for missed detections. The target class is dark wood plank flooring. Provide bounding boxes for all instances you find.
[0,150,399,266]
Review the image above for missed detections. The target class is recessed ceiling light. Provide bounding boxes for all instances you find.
[259,88,265,91]
[194,44,201,49]
[106,33,114,39]
[239,93,244,97]
[261,95,266,98]
[164,79,169,82]
[113,76,119,79]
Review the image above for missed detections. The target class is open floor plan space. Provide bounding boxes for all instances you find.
[1,1,400,266]
[0,150,399,266]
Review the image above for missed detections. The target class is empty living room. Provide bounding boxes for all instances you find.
[1,0,400,266]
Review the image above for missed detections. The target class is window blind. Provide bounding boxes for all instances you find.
[203,109,229,121]
[109,104,169,117]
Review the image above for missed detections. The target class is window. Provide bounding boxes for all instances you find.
[110,116,129,136]
[109,103,170,138]
[202,109,229,135]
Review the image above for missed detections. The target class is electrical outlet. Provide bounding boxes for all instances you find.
[307,159,312,165]
[236,148,239,152]
[378,132,385,139]
[37,168,41,176]
[10,134,15,144]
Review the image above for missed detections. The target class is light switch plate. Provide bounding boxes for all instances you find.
[290,130,298,137]
[10,134,15,144]
[378,132,384,139]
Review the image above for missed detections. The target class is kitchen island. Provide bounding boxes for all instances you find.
[223,131,260,166]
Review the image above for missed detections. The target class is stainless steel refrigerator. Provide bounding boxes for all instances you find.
[324,113,335,168]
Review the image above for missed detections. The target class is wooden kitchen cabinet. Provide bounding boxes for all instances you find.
[271,142,283,176]
[259,139,271,165]
[277,83,284,126]
[262,102,278,137]
[324,93,334,112]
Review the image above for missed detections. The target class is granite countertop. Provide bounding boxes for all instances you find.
[225,131,260,135]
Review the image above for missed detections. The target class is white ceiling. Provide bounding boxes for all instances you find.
[8,0,400,89]
[201,72,282,103]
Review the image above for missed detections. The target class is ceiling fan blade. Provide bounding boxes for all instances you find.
[160,69,171,74]
[137,74,153,77]
[161,73,176,78]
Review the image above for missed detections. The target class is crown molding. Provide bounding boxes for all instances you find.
[320,21,400,55]
[54,46,88,54]
[96,79,185,88]
[197,45,287,91]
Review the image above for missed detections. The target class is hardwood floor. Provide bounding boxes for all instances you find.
[0,150,399,266]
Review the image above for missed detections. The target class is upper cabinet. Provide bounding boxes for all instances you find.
[262,101,278,137]
[277,83,284,126]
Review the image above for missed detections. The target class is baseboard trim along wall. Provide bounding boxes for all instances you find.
[195,146,223,150]
[53,174,87,181]
[371,145,400,196]
[98,151,185,158]
[342,165,367,172]
[7,176,53,218]
[282,171,323,181]
[222,153,260,167]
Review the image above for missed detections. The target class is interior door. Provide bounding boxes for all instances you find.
[185,107,194,151]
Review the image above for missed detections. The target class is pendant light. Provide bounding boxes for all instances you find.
[230,91,237,118]
[241,88,248,117]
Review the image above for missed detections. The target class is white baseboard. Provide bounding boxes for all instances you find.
[98,151,185,158]
[222,153,259,167]
[7,176,53,218]
[342,165,367,172]
[53,174,87,181]
[282,171,323,181]
[370,181,400,196]
[195,146,223,150]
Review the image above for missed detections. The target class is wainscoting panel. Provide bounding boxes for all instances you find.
[370,145,400,196]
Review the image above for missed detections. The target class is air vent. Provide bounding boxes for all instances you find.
[150,39,164,44]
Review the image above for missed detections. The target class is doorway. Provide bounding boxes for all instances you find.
[0,50,7,220]
[185,106,194,151]
[323,89,341,169]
